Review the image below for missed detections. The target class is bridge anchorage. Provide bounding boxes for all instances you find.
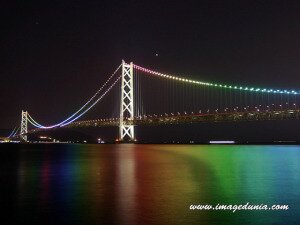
[7,59,300,143]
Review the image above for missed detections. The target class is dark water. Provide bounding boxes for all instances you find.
[0,144,299,225]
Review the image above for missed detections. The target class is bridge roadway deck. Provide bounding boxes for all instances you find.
[63,109,300,128]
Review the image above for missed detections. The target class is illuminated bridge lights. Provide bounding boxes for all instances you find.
[133,64,300,95]
[56,105,300,129]
[15,62,300,139]
[25,64,122,130]
[28,75,121,129]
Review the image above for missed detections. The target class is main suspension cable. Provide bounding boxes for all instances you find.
[28,64,121,129]
[133,64,299,95]
[60,76,121,127]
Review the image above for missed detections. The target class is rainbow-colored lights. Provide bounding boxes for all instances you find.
[19,62,300,133]
[7,126,19,138]
[60,76,121,127]
[133,64,299,95]
[27,65,122,129]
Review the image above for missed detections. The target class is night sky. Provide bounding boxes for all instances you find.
[1,0,300,141]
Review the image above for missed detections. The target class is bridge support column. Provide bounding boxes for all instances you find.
[119,60,135,142]
[20,110,28,142]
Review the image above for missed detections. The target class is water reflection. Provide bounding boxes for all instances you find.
[116,145,137,225]
[0,144,299,225]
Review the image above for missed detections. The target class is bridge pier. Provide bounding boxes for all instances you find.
[119,60,135,143]
[20,110,28,142]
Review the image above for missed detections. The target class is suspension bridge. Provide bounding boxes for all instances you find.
[7,60,300,142]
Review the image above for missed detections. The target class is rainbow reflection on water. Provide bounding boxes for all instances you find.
[0,144,299,225]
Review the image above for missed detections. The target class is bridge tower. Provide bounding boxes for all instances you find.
[20,110,28,142]
[119,60,135,142]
